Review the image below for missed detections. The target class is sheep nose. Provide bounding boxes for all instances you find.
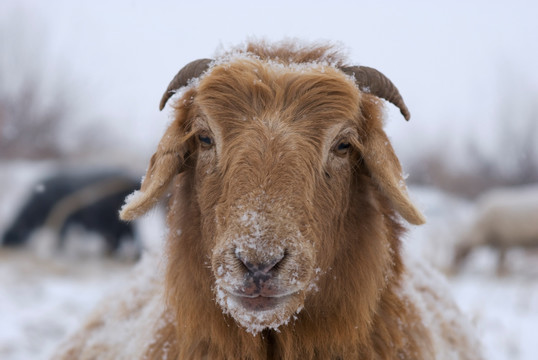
[235,250,286,276]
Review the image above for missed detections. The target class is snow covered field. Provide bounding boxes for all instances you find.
[0,163,537,360]
[0,250,133,359]
[0,162,165,360]
[409,188,538,360]
[1,1,537,359]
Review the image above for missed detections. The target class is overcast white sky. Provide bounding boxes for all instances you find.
[2,0,538,165]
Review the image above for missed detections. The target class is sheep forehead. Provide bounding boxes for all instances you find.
[204,112,346,151]
[206,56,359,96]
[195,57,361,124]
[195,59,360,160]
[195,100,351,188]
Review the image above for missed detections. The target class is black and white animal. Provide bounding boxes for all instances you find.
[1,169,140,256]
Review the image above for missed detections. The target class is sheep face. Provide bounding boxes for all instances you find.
[120,55,424,336]
[190,60,362,333]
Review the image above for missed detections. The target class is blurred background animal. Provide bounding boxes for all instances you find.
[1,169,141,257]
[453,185,538,275]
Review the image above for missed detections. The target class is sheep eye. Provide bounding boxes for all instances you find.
[198,134,213,148]
[333,140,351,156]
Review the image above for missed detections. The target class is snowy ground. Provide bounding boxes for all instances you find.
[0,163,537,360]
[407,187,538,360]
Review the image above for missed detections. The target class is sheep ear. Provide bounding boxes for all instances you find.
[360,126,425,225]
[120,121,188,221]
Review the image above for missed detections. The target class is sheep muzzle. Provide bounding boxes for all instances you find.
[211,208,316,335]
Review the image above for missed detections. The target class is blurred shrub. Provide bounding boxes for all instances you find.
[0,81,69,160]
[0,12,73,160]
[408,76,538,198]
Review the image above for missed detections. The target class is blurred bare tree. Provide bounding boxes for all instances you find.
[408,69,538,198]
[0,81,69,159]
[0,12,71,160]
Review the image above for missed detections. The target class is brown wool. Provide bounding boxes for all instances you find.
[54,41,482,360]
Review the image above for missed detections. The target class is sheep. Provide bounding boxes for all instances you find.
[53,41,482,359]
[453,185,538,275]
[1,169,140,256]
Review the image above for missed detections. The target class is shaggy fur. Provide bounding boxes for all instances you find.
[54,41,481,360]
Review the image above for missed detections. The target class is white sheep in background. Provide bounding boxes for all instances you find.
[453,185,538,274]
[53,40,482,360]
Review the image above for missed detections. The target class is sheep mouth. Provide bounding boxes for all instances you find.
[230,293,293,312]
[216,285,305,334]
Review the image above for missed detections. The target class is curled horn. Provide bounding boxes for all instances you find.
[159,58,213,111]
[340,66,411,121]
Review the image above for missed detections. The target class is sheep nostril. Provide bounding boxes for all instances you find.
[235,250,286,275]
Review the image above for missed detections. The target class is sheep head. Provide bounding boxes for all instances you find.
[120,49,424,335]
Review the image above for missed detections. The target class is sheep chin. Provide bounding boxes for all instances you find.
[215,285,304,335]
